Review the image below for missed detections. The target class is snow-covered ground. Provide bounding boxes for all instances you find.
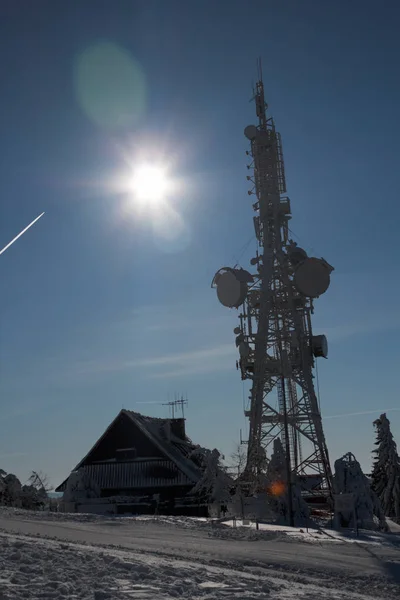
[0,509,399,599]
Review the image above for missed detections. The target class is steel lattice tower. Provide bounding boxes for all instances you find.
[212,62,334,502]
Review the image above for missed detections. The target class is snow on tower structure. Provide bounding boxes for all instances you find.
[212,60,334,502]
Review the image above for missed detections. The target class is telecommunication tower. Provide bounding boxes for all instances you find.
[212,61,334,499]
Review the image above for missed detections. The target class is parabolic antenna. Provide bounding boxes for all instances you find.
[216,271,248,308]
[244,125,258,140]
[294,257,331,298]
[312,335,328,359]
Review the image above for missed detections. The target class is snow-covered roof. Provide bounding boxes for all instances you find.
[123,411,201,484]
[56,409,202,492]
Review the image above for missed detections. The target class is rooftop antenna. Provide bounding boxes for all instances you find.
[162,400,176,419]
[175,394,188,418]
[211,60,334,520]
[0,212,45,256]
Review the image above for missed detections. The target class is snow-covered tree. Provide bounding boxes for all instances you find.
[189,447,233,504]
[371,413,400,520]
[0,469,7,504]
[19,471,51,510]
[1,473,22,507]
[0,469,51,510]
[334,452,387,531]
[265,437,309,526]
[63,469,101,503]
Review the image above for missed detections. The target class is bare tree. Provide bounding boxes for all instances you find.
[27,471,52,493]
[230,443,246,476]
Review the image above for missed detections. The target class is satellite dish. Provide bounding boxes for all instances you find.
[312,335,328,359]
[216,271,248,308]
[244,125,258,140]
[233,327,241,335]
[293,258,331,298]
[213,271,222,286]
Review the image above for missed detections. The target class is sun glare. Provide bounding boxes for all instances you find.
[130,164,170,204]
[111,152,191,252]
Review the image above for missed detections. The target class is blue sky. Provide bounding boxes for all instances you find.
[1,0,399,487]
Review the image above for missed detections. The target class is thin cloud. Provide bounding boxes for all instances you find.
[151,360,235,380]
[145,314,227,333]
[117,304,231,334]
[322,313,400,343]
[324,408,400,420]
[76,343,235,377]
[131,344,234,368]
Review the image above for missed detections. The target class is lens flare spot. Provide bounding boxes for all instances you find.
[268,480,286,497]
[74,42,146,129]
[151,203,191,254]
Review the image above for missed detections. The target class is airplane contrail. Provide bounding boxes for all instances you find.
[0,212,45,256]
[323,407,400,420]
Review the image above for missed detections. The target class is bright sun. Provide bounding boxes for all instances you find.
[130,164,170,204]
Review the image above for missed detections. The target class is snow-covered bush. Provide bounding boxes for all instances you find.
[265,437,309,526]
[334,452,387,531]
[371,413,400,520]
[20,485,47,510]
[230,488,275,520]
[0,469,51,510]
[189,447,233,505]
[63,469,101,503]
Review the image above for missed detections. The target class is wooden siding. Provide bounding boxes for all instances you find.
[83,460,192,490]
